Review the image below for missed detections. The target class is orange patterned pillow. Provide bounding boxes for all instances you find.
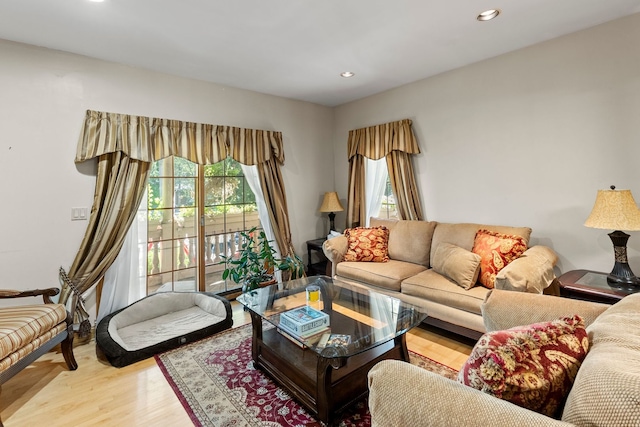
[472,229,527,289]
[343,226,390,262]
[458,315,589,417]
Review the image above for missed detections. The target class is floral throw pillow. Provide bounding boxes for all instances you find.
[457,315,589,417]
[472,229,527,289]
[343,226,390,262]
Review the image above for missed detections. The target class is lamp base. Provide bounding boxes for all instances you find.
[607,230,640,289]
[328,212,336,232]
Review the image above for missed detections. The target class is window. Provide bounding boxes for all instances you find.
[377,176,398,220]
[146,156,260,295]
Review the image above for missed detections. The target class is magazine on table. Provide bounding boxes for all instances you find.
[316,333,351,349]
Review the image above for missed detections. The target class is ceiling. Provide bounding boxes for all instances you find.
[1,1,639,107]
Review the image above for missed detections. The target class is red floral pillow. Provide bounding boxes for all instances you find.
[343,226,390,262]
[457,315,589,417]
[472,229,527,289]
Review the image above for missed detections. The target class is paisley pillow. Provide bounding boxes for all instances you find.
[472,229,527,289]
[457,315,589,417]
[343,226,390,262]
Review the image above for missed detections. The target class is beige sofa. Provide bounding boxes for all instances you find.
[323,218,558,339]
[368,289,640,426]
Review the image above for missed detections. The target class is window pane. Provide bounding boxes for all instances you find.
[225,177,243,204]
[174,177,196,208]
[150,157,173,178]
[204,177,224,206]
[174,157,196,177]
[224,157,243,176]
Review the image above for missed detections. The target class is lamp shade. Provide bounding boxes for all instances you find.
[584,187,640,231]
[319,192,344,213]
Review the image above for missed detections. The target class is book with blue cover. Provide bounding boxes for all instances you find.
[279,306,330,338]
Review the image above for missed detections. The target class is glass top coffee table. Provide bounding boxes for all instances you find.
[237,275,427,426]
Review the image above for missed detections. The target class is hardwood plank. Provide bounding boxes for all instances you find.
[1,301,473,426]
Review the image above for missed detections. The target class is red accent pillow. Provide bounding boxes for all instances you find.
[457,315,589,417]
[343,226,390,262]
[472,229,527,289]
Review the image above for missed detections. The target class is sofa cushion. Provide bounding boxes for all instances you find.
[431,223,532,266]
[562,293,640,425]
[344,226,390,262]
[495,246,559,293]
[0,304,68,360]
[401,270,489,315]
[432,243,482,290]
[337,260,427,292]
[472,229,527,289]
[459,315,589,418]
[370,218,437,267]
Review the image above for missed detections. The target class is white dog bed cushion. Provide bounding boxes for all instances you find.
[96,291,233,367]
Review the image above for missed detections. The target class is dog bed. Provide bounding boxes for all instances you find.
[96,291,233,367]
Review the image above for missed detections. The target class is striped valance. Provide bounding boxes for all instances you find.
[347,119,420,160]
[75,110,284,166]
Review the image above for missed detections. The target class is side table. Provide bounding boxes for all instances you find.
[557,269,640,304]
[306,238,331,276]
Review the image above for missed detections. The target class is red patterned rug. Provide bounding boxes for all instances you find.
[155,324,458,426]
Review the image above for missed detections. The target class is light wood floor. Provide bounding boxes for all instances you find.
[1,302,474,427]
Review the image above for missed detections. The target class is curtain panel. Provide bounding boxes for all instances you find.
[62,110,293,335]
[346,119,423,227]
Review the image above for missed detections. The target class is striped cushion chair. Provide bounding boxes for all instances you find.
[0,288,77,427]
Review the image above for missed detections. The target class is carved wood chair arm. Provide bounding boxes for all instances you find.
[0,288,60,304]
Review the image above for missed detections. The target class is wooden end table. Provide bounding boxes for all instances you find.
[306,238,331,276]
[558,269,640,304]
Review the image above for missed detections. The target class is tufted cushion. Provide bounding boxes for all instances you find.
[343,226,390,262]
[472,229,527,289]
[432,243,482,290]
[458,315,589,417]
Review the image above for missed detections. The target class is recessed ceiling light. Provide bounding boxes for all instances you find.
[340,71,355,78]
[477,9,500,21]
[88,0,105,2]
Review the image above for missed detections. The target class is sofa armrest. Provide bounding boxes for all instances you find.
[482,289,609,332]
[495,245,558,294]
[322,235,348,277]
[368,360,573,427]
[0,287,60,304]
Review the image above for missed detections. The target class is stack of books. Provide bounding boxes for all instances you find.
[278,306,330,347]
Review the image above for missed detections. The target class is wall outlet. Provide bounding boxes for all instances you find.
[71,207,88,221]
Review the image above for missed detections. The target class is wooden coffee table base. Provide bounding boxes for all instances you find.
[248,312,410,426]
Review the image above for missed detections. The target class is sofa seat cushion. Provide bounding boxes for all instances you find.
[401,270,490,315]
[561,293,640,425]
[0,304,68,360]
[337,260,427,292]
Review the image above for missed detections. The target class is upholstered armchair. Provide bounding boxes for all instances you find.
[0,288,78,426]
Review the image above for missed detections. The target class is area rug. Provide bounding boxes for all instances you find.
[155,324,458,426]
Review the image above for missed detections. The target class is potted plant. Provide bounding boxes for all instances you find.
[220,227,306,293]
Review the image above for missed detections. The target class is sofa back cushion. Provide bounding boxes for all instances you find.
[561,293,640,424]
[430,223,532,267]
[370,218,437,267]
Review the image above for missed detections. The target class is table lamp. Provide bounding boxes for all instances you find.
[584,185,640,287]
[319,192,344,232]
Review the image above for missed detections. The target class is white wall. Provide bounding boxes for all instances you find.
[0,40,334,309]
[333,13,640,276]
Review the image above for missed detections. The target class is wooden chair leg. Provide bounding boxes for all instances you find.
[61,327,78,371]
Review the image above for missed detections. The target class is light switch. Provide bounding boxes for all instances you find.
[71,207,88,221]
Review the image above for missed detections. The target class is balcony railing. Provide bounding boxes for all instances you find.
[146,212,261,294]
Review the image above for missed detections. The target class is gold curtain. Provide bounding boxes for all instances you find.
[346,118,423,227]
[62,110,295,333]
